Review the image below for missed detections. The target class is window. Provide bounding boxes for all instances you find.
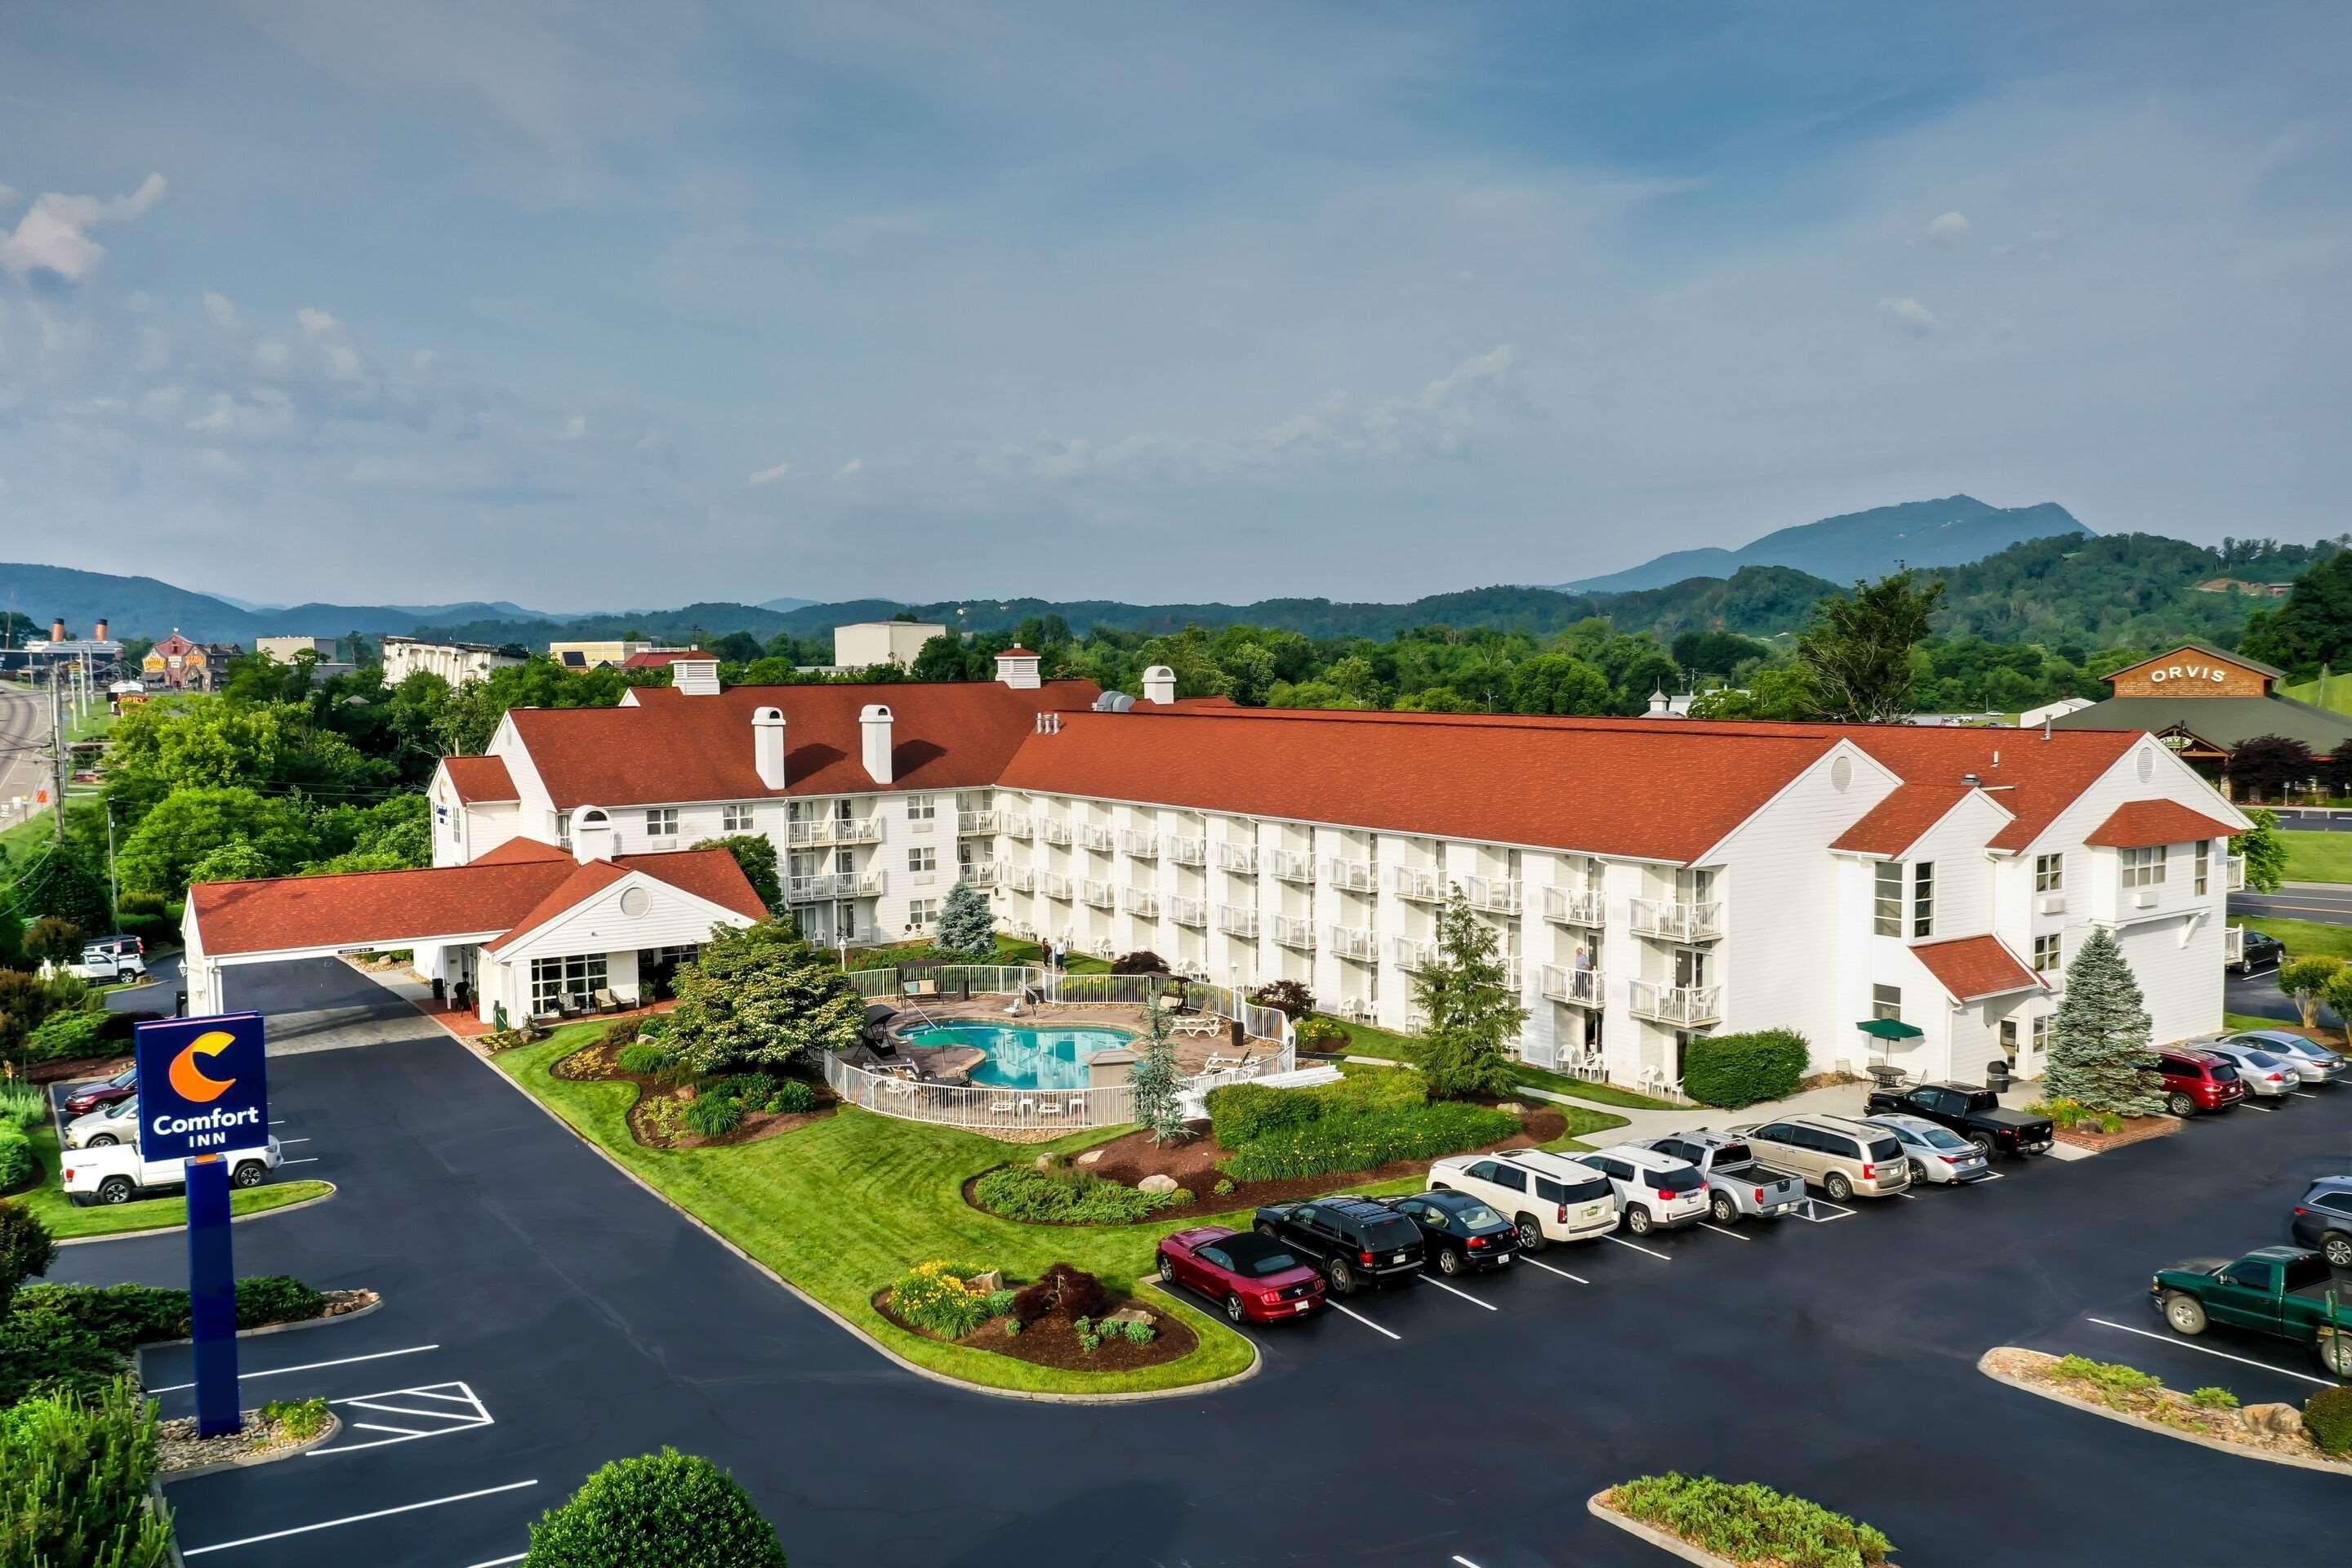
[1872,984,1902,1022]
[1486,1165,1527,1193]
[644,807,679,838]
[1873,862,1903,937]
[2121,844,2167,889]
[2034,853,2063,893]
[2032,1013,2053,1058]
[1999,1019,2018,1061]
[556,811,572,851]
[2194,840,2211,894]
[721,803,754,834]
[2033,933,2061,973]
[529,954,607,1013]
[906,898,937,927]
[906,795,937,822]
[908,845,938,873]
[1912,861,1934,938]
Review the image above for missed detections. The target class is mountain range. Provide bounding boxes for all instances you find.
[1552,495,2091,594]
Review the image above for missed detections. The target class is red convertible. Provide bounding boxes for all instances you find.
[1156,1225,1326,1324]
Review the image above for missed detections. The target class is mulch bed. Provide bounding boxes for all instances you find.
[157,1408,339,1475]
[551,1041,835,1151]
[17,1052,133,1085]
[2055,1115,2183,1153]
[968,1104,1570,1223]
[1984,1347,2349,1470]
[315,1289,378,1321]
[873,1290,1198,1373]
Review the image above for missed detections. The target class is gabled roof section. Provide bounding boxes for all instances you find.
[1910,935,2047,1003]
[483,861,631,953]
[440,755,518,804]
[470,836,571,866]
[620,649,704,669]
[1829,782,2007,857]
[1833,724,2141,854]
[2082,800,2242,849]
[2103,639,2284,684]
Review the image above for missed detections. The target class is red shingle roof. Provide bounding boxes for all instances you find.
[620,649,705,669]
[1910,935,2046,1002]
[1829,783,1987,856]
[441,755,518,804]
[2082,799,2240,849]
[1834,725,2141,853]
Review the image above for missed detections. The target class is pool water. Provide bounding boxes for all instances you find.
[910,1024,1136,1091]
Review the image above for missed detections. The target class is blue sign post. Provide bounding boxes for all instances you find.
[135,1013,269,1441]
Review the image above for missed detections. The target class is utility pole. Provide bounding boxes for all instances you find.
[105,805,119,921]
[48,663,67,844]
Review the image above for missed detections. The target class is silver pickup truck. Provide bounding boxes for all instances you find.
[1634,1130,1806,1223]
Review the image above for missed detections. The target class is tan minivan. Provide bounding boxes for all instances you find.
[1733,1113,1912,1200]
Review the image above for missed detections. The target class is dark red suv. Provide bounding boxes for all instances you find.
[2149,1049,2246,1116]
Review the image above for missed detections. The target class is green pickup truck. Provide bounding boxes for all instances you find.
[2151,1246,2352,1377]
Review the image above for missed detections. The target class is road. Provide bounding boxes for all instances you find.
[49,958,2352,1568]
[0,678,51,837]
[2234,886,2352,924]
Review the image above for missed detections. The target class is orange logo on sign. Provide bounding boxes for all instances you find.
[167,1031,238,1103]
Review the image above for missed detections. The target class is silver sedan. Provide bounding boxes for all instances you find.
[1864,1113,1993,1185]
[63,1097,139,1148]
[2198,1041,2300,1096]
[2218,1030,2341,1084]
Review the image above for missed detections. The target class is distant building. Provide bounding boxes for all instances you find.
[143,631,240,692]
[549,639,692,670]
[384,636,525,688]
[834,621,947,670]
[619,648,706,671]
[253,635,355,683]
[2018,697,2096,728]
[2049,640,2352,787]
[2,616,122,675]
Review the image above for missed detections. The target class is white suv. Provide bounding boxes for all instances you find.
[1427,1148,1619,1250]
[1579,1144,1712,1235]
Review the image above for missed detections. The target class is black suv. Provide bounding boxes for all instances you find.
[1254,1196,1426,1296]
[2291,1177,2352,1269]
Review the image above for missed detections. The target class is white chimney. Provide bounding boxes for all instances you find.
[673,658,721,696]
[995,647,1042,690]
[572,806,613,865]
[754,706,787,790]
[860,703,894,784]
[1142,665,1176,705]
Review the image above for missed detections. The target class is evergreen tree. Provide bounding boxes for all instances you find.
[932,881,997,960]
[2234,807,2288,894]
[2043,927,2161,1116]
[1411,890,1526,1099]
[1793,568,1944,723]
[1130,998,1187,1143]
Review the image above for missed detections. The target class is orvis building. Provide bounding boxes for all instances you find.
[2051,640,2352,786]
[407,652,2247,1091]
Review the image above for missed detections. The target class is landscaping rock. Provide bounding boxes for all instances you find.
[1103,1307,1154,1330]
[1497,1101,1529,1116]
[1035,1154,1058,1171]
[2243,1403,2306,1438]
[1136,1174,1178,1194]
[969,1270,1005,1294]
[1076,1150,1104,1166]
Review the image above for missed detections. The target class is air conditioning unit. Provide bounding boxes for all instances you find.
[2132,889,2158,909]
[2037,893,2065,915]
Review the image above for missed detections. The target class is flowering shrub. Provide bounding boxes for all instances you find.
[1291,1016,1350,1053]
[889,1261,995,1338]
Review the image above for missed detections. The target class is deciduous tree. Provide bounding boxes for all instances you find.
[2234,807,2288,894]
[2226,735,2319,804]
[688,834,786,918]
[2278,955,2342,1030]
[663,922,865,1074]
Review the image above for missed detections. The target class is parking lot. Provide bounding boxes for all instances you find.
[44,957,2352,1567]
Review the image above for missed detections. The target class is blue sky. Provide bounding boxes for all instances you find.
[2,2,2346,610]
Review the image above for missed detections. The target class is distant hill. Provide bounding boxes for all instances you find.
[1553,495,2092,594]
[757,596,818,613]
[0,563,576,644]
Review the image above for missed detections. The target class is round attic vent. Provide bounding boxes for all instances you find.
[619,886,650,918]
[1830,755,1852,792]
[2136,747,2155,782]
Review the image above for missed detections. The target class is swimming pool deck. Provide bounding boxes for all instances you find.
[885,1001,1267,1082]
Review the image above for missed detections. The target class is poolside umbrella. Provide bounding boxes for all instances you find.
[863,1003,899,1043]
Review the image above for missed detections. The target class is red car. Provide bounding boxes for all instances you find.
[61,1067,137,1117]
[1157,1225,1326,1324]
[2149,1049,2247,1116]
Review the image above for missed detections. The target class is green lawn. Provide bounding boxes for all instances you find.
[494,1027,1624,1396]
[2234,915,2352,963]
[2278,831,2352,884]
[1317,1014,1680,1111]
[16,1124,334,1241]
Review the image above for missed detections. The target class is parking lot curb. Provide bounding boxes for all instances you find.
[476,1050,1263,1405]
[158,1410,344,1485]
[1584,1490,1742,1566]
[1976,1349,2352,1478]
[135,1291,383,1356]
[52,1181,341,1247]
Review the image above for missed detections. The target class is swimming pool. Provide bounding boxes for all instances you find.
[908,1023,1136,1091]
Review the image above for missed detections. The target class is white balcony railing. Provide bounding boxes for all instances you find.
[1119,887,1157,918]
[786,870,887,902]
[960,862,1000,888]
[1463,875,1521,915]
[2228,855,2247,892]
[1543,887,1605,927]
[1169,894,1207,928]
[787,817,884,847]
[2225,926,2247,966]
[1000,864,1036,892]
[1216,904,1259,938]
[1271,914,1316,951]
[1539,963,1603,1006]
[1268,849,1315,884]
[1120,830,1159,859]
[1393,866,1442,903]
[1038,818,1072,846]
[1000,813,1034,840]
[1217,842,1258,874]
[1628,980,1722,1027]
[1629,898,1723,942]
[1040,872,1073,900]
[1392,936,1439,972]
[1324,857,1376,893]
[1167,835,1208,866]
[957,810,996,835]
[1076,823,1114,853]
[1080,877,1116,910]
[1329,924,1377,961]
[1498,956,1522,991]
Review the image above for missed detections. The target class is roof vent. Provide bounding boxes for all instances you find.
[1962,773,1982,787]
[1094,691,1136,713]
[673,658,721,696]
[1034,711,1062,735]
[996,647,1042,690]
[1142,666,1176,705]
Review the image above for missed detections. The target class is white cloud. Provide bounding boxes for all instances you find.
[746,461,790,485]
[0,173,167,282]
[202,292,238,329]
[1878,296,1940,336]
[1925,210,1970,244]
[835,457,862,479]
[296,306,342,336]
[253,339,291,372]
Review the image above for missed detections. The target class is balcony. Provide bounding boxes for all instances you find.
[1543,887,1605,927]
[786,817,884,847]
[1166,835,1208,866]
[1000,813,1034,840]
[2225,926,2246,966]
[1268,849,1314,884]
[1000,864,1035,892]
[959,862,1000,888]
[1629,897,1722,942]
[1271,914,1316,951]
[1169,894,1207,928]
[1393,866,1443,903]
[1080,877,1116,910]
[2229,854,2246,892]
[1539,963,1603,1006]
[1076,823,1114,853]
[957,810,996,835]
[1121,886,1160,918]
[1329,924,1376,961]
[1217,842,1258,874]
[786,870,887,902]
[1628,979,1722,1027]
[1392,936,1439,973]
[1498,956,1522,991]
[1120,830,1159,859]
[1323,857,1376,893]
[1040,872,1072,900]
[1463,875,1522,915]
[1216,904,1259,938]
[1038,818,1072,846]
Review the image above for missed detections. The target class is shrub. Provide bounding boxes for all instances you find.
[2308,1387,2352,1455]
[0,1200,56,1319]
[1121,1319,1156,1345]
[682,1093,744,1138]
[0,1080,47,1128]
[1075,1316,1101,1352]
[1011,1263,1111,1326]
[706,1072,778,1106]
[1217,1101,1517,1183]
[0,1125,35,1195]
[262,1396,332,1441]
[524,1448,787,1568]
[0,1376,175,1568]
[1110,950,1168,974]
[2051,1354,2165,1408]
[0,1297,117,1406]
[888,1260,993,1337]
[1002,1317,1022,1337]
[1609,1472,1891,1568]
[2189,1386,2238,1410]
[10,1276,327,1355]
[1206,1067,1428,1147]
[983,1288,1017,1316]
[602,1017,643,1048]
[20,1007,107,1064]
[1212,1176,1235,1197]
[616,1043,675,1076]
[233,1276,328,1328]
[1680,1029,1810,1109]
[1249,979,1315,1019]
[972,1165,1182,1224]
[764,1080,818,1115]
[96,1009,163,1045]
[1291,1016,1350,1054]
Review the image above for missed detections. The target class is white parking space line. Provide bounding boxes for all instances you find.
[1518,1255,1588,1285]
[1326,1301,1401,1341]
[147,1343,441,1394]
[1451,1557,1486,1567]
[1976,1171,2007,1183]
[2289,1091,2319,1099]
[462,1556,526,1568]
[1697,1221,1751,1240]
[310,1380,493,1455]
[1415,1276,1498,1312]
[1894,1192,1920,1200]
[281,1157,321,1165]
[1604,1234,1673,1261]
[1791,1197,1856,1223]
[278,1138,312,1144]
[2238,1102,2275,1113]
[2086,1317,2335,1389]
[182,1479,539,1557]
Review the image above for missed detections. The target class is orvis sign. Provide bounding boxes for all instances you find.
[2145,662,2231,684]
[134,1013,270,1163]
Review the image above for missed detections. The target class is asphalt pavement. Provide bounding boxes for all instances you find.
[0,679,53,835]
[46,957,2352,1568]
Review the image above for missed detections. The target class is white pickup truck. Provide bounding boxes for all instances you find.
[60,1137,283,1206]
[63,944,146,985]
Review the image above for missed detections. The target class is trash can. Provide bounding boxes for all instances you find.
[431,976,448,1006]
[1985,1058,2012,1094]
